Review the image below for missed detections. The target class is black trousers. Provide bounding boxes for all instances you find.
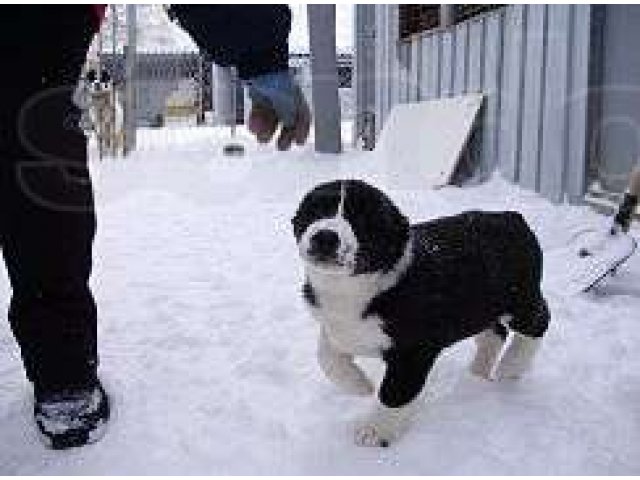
[0,7,99,391]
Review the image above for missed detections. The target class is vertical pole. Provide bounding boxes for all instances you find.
[212,65,234,127]
[230,67,238,138]
[97,23,104,160]
[197,55,205,125]
[111,4,117,157]
[354,4,364,147]
[308,4,342,154]
[124,4,137,155]
[354,5,376,150]
[440,4,455,28]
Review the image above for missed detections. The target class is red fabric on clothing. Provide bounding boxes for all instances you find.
[90,5,106,31]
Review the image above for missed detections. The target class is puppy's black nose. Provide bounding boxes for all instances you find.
[309,229,340,258]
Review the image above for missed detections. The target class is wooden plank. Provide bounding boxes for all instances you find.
[440,30,454,97]
[481,10,504,174]
[453,21,469,95]
[566,5,592,203]
[499,4,526,182]
[376,94,485,189]
[539,5,571,202]
[519,4,547,191]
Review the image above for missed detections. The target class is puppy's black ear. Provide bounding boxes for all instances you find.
[399,212,411,239]
[378,199,411,267]
[390,210,411,247]
[291,207,305,240]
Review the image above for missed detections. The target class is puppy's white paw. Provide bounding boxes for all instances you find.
[492,359,528,380]
[469,357,494,380]
[470,329,505,380]
[354,422,394,447]
[353,402,417,447]
[492,333,541,381]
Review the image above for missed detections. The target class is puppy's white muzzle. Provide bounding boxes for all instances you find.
[299,216,359,273]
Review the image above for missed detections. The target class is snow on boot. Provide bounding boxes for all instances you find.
[34,381,110,450]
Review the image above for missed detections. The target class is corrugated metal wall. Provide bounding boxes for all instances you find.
[360,5,594,203]
[595,6,640,193]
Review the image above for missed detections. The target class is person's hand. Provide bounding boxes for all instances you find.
[246,71,311,151]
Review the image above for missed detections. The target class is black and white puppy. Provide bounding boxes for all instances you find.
[292,179,550,447]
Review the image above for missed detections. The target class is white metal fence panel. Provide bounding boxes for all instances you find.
[358,4,595,202]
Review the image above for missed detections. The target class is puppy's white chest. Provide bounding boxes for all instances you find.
[310,292,391,357]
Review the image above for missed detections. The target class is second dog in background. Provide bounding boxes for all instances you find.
[83,68,124,157]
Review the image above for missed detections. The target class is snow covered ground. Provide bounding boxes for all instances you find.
[1,126,639,475]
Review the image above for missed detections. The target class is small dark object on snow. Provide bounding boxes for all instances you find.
[578,247,592,258]
[223,143,245,157]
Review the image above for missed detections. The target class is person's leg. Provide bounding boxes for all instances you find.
[2,129,98,392]
[613,165,640,233]
[0,7,108,449]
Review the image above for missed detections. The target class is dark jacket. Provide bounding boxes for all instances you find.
[168,5,291,80]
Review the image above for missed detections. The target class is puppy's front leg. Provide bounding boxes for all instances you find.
[355,347,440,447]
[317,328,374,396]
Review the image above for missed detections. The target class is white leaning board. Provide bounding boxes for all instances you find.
[373,94,484,190]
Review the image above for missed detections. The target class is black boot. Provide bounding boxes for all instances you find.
[34,380,110,450]
[613,193,638,233]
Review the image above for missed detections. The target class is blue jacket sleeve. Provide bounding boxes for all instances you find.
[167,5,291,80]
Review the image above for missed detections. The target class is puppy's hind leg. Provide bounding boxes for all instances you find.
[470,320,508,379]
[317,329,374,396]
[493,296,550,380]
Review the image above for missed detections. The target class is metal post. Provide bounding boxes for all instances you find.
[440,4,455,29]
[213,65,245,156]
[97,24,104,160]
[212,64,234,127]
[124,4,137,155]
[308,4,342,154]
[111,4,117,157]
[197,55,205,125]
[354,5,376,150]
